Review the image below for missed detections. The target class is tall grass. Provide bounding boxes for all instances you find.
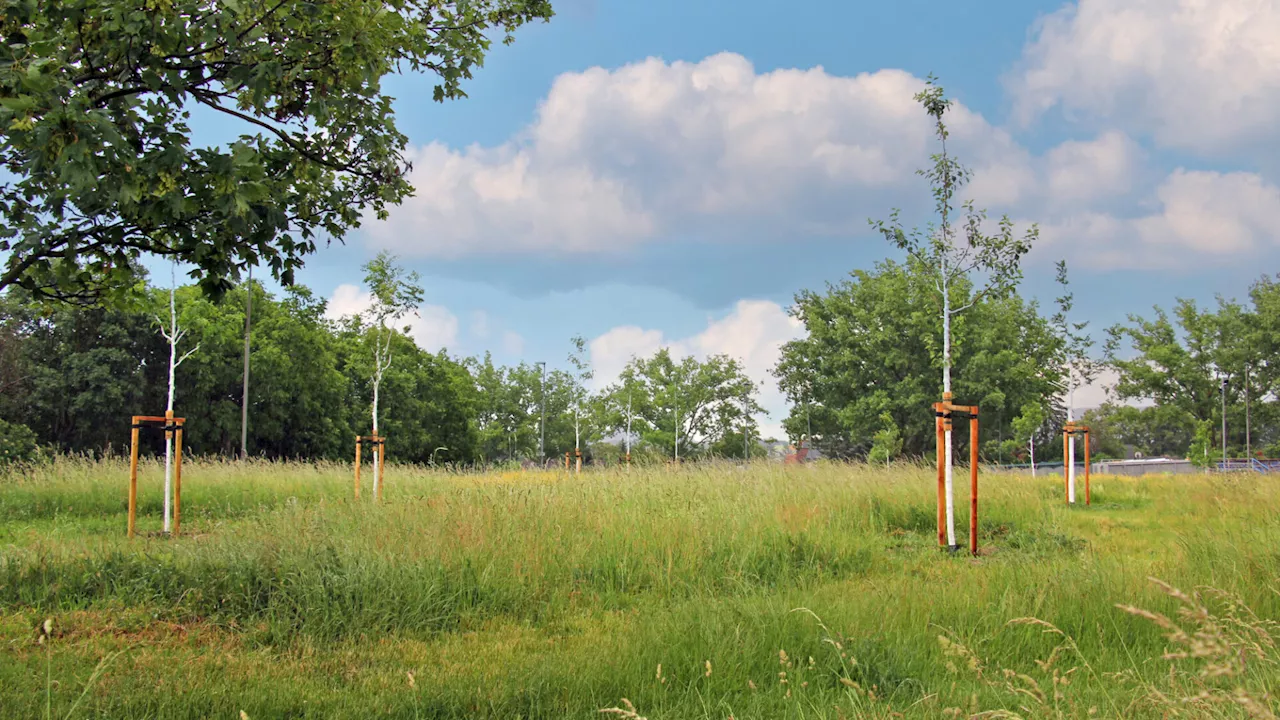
[1,457,1277,718]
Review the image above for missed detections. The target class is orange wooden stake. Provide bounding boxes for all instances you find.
[354,437,362,500]
[173,422,184,535]
[969,414,979,557]
[377,437,386,503]
[934,406,946,548]
[128,418,140,539]
[1084,430,1092,506]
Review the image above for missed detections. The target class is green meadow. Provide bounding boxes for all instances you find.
[1,458,1277,719]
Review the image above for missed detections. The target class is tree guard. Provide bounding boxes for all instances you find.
[128,414,185,538]
[354,435,387,502]
[1063,422,1091,506]
[933,395,980,556]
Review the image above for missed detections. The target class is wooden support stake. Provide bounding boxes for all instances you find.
[575,448,582,474]
[935,405,946,548]
[354,437,362,500]
[564,452,570,471]
[1084,430,1092,506]
[128,418,140,539]
[970,415,979,557]
[377,437,385,503]
[173,423,184,535]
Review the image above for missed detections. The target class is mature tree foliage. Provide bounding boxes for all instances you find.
[773,259,1063,460]
[470,355,570,463]
[597,348,762,460]
[1105,277,1280,457]
[174,282,349,457]
[0,0,553,302]
[0,278,483,462]
[1106,299,1230,424]
[1080,403,1197,460]
[331,316,478,465]
[0,285,161,451]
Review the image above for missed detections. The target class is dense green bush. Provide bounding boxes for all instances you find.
[0,418,37,465]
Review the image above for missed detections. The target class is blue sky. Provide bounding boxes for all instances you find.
[196,0,1280,436]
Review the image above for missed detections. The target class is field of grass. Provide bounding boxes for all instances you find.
[2,457,1278,719]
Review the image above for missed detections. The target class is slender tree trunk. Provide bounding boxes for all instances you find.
[240,267,252,460]
[941,268,956,548]
[1067,383,1076,503]
[164,279,177,534]
[1030,434,1037,477]
[372,376,380,495]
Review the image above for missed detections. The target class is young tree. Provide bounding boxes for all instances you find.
[361,252,423,494]
[1004,402,1047,476]
[567,335,594,472]
[155,264,197,533]
[870,77,1037,549]
[0,0,553,303]
[1052,261,1098,501]
[868,412,904,466]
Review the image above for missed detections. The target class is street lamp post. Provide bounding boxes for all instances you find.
[1221,377,1229,470]
[536,361,546,464]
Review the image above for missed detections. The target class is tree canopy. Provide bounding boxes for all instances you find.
[772,258,1064,460]
[0,0,553,303]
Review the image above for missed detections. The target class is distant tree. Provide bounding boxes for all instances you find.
[599,349,762,460]
[357,252,423,488]
[566,335,594,471]
[773,259,1062,464]
[0,0,553,303]
[1002,402,1047,474]
[867,412,903,465]
[1081,403,1197,460]
[870,76,1037,547]
[1107,299,1225,423]
[1052,261,1099,422]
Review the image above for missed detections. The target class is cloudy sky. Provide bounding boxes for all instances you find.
[252,0,1278,437]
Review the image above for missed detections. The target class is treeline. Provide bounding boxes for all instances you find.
[1088,275,1280,462]
[0,280,763,465]
[4,262,1278,466]
[773,259,1280,463]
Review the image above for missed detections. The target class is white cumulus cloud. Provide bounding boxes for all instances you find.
[1037,170,1280,269]
[366,53,1029,257]
[588,299,804,439]
[325,284,460,352]
[1010,0,1280,155]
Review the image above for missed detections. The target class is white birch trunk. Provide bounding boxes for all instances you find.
[1030,434,1037,478]
[941,263,956,548]
[371,377,380,495]
[1064,435,1075,502]
[163,276,178,534]
[1067,385,1075,503]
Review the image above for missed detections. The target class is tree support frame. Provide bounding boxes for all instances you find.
[1063,422,1091,506]
[354,435,387,502]
[127,414,185,538]
[934,398,981,557]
